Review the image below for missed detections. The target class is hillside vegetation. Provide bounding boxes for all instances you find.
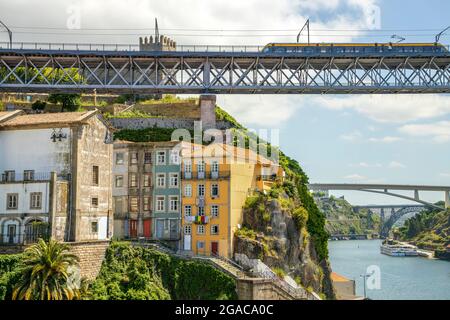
[0,242,237,300]
[315,195,381,236]
[396,207,449,255]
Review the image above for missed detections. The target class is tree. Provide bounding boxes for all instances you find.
[12,239,81,300]
[31,100,46,112]
[47,94,81,112]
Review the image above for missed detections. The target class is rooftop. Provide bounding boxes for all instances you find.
[0,110,98,129]
[331,272,352,283]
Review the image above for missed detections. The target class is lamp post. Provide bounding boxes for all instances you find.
[360,273,369,299]
[0,19,12,49]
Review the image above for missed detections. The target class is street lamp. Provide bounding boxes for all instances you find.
[0,19,12,49]
[360,273,369,299]
[297,19,310,44]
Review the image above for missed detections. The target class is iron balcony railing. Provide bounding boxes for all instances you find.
[0,231,49,246]
[182,171,231,180]
[257,174,278,181]
[0,172,51,183]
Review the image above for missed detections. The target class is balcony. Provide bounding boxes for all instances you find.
[0,172,52,183]
[182,171,231,180]
[257,174,278,181]
[185,215,210,224]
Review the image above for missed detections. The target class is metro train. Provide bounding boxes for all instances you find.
[261,42,449,54]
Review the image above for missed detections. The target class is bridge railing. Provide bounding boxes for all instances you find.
[0,42,264,52]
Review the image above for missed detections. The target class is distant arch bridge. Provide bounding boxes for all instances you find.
[309,183,450,210]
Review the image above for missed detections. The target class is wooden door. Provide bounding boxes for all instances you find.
[211,241,219,256]
[143,219,152,239]
[129,220,138,238]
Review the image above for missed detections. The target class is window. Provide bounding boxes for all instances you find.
[197,160,205,172]
[4,171,15,182]
[92,166,99,185]
[170,151,180,164]
[24,170,35,181]
[169,173,179,187]
[129,173,138,187]
[91,221,98,233]
[198,184,205,197]
[211,184,219,197]
[114,197,123,214]
[130,197,138,212]
[144,152,152,164]
[143,174,151,187]
[211,161,219,172]
[115,175,124,187]
[169,196,179,212]
[91,197,99,207]
[7,194,18,209]
[211,225,219,235]
[197,241,205,249]
[197,225,205,235]
[184,225,191,235]
[184,162,192,172]
[130,152,138,165]
[30,192,42,209]
[157,151,166,165]
[156,173,165,188]
[116,153,124,165]
[143,197,150,211]
[211,205,219,218]
[156,196,165,212]
[198,206,205,216]
[184,205,192,217]
[184,184,192,197]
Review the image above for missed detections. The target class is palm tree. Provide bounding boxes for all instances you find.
[12,239,81,300]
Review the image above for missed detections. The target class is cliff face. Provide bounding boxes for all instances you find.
[234,194,336,299]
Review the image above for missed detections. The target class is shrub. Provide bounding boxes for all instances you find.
[272,267,286,279]
[31,100,46,111]
[292,207,309,230]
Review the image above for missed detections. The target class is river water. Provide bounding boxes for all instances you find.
[328,239,450,300]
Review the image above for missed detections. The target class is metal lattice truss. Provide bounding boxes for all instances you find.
[0,51,449,93]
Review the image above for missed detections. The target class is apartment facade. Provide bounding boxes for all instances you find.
[179,143,284,258]
[0,110,113,245]
[112,141,181,244]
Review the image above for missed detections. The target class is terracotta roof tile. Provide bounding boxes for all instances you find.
[0,110,97,129]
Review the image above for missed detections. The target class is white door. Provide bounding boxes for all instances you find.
[184,234,191,251]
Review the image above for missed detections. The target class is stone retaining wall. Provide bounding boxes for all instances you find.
[109,118,233,130]
[67,240,110,280]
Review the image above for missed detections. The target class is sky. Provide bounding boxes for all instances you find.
[0,0,449,205]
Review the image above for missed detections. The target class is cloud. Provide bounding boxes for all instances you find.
[439,173,450,178]
[398,121,450,143]
[368,136,403,143]
[340,130,363,141]
[388,161,406,169]
[0,0,380,44]
[349,162,382,168]
[343,174,367,180]
[313,95,450,123]
[216,95,301,127]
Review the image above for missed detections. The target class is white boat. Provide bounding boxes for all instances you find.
[380,243,419,257]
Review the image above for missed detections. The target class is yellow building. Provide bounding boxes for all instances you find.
[179,142,283,258]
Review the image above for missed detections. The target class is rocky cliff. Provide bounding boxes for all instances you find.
[234,189,335,299]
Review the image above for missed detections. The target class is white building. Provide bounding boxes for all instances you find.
[0,110,113,245]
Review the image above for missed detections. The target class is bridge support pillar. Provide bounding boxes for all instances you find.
[200,94,216,130]
[445,191,449,209]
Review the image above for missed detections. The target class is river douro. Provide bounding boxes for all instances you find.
[328,240,450,300]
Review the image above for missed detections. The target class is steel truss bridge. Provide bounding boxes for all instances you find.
[0,42,449,94]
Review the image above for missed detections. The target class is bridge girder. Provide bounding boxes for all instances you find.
[0,50,449,94]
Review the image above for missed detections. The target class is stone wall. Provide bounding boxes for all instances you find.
[236,278,295,300]
[109,118,233,130]
[67,240,109,280]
